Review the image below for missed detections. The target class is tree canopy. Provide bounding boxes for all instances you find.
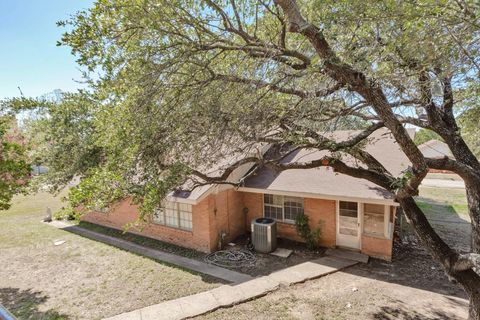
[0,115,30,210]
[45,0,480,211]
[6,1,480,317]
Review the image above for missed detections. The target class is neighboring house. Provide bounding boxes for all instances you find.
[418,139,454,173]
[418,139,453,159]
[82,128,413,261]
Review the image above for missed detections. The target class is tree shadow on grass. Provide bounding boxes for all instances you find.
[0,287,69,320]
[371,298,467,320]
[62,222,228,285]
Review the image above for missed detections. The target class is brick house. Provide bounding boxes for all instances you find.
[82,128,412,261]
[418,139,455,174]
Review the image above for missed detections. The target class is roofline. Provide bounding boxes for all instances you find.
[166,186,214,205]
[238,187,399,206]
[168,143,272,205]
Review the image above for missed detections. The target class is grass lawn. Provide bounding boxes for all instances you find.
[0,192,221,320]
[414,187,471,253]
[417,186,469,218]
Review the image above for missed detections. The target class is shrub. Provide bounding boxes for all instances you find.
[53,207,79,220]
[295,213,321,250]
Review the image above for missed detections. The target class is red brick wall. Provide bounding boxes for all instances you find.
[81,190,394,260]
[81,189,248,253]
[81,197,213,253]
[243,192,263,232]
[361,235,393,261]
[304,198,336,247]
[206,189,246,250]
[242,192,336,248]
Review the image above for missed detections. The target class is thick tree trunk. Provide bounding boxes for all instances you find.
[458,270,480,320]
[466,183,480,255]
[465,182,480,319]
[399,196,480,319]
[273,2,480,317]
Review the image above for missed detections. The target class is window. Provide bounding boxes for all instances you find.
[264,194,303,223]
[363,203,385,237]
[153,201,192,231]
[153,208,165,225]
[178,203,193,230]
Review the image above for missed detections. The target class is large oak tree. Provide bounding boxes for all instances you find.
[12,0,480,317]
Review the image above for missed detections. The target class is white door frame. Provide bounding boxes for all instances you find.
[336,201,362,250]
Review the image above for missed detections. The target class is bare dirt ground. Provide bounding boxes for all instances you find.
[0,192,222,320]
[226,236,325,277]
[195,187,471,320]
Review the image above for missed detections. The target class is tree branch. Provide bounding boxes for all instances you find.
[274,0,428,180]
[453,253,480,271]
[212,73,342,98]
[426,157,480,182]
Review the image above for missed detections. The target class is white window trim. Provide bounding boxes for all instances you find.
[154,202,193,232]
[263,194,304,224]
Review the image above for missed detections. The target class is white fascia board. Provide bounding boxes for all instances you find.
[238,187,399,206]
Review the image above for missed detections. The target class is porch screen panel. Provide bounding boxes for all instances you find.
[363,203,385,237]
[339,201,358,236]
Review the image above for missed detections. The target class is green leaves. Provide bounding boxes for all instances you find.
[295,213,321,250]
[0,116,30,210]
[20,0,478,217]
[414,129,443,146]
[458,83,480,158]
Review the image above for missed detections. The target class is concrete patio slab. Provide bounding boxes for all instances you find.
[105,256,357,320]
[270,247,293,258]
[325,248,369,263]
[47,221,253,284]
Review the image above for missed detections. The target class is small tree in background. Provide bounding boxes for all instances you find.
[413,128,443,146]
[0,116,30,210]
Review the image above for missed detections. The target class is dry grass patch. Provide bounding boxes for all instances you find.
[0,192,221,320]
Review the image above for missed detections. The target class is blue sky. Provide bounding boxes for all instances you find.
[0,1,94,99]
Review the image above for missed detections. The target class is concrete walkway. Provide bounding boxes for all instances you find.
[48,221,252,284]
[105,256,357,320]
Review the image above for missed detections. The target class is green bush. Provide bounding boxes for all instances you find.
[295,213,321,250]
[53,207,79,220]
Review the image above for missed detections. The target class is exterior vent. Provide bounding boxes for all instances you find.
[251,218,277,253]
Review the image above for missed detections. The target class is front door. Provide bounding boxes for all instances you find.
[336,201,361,249]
